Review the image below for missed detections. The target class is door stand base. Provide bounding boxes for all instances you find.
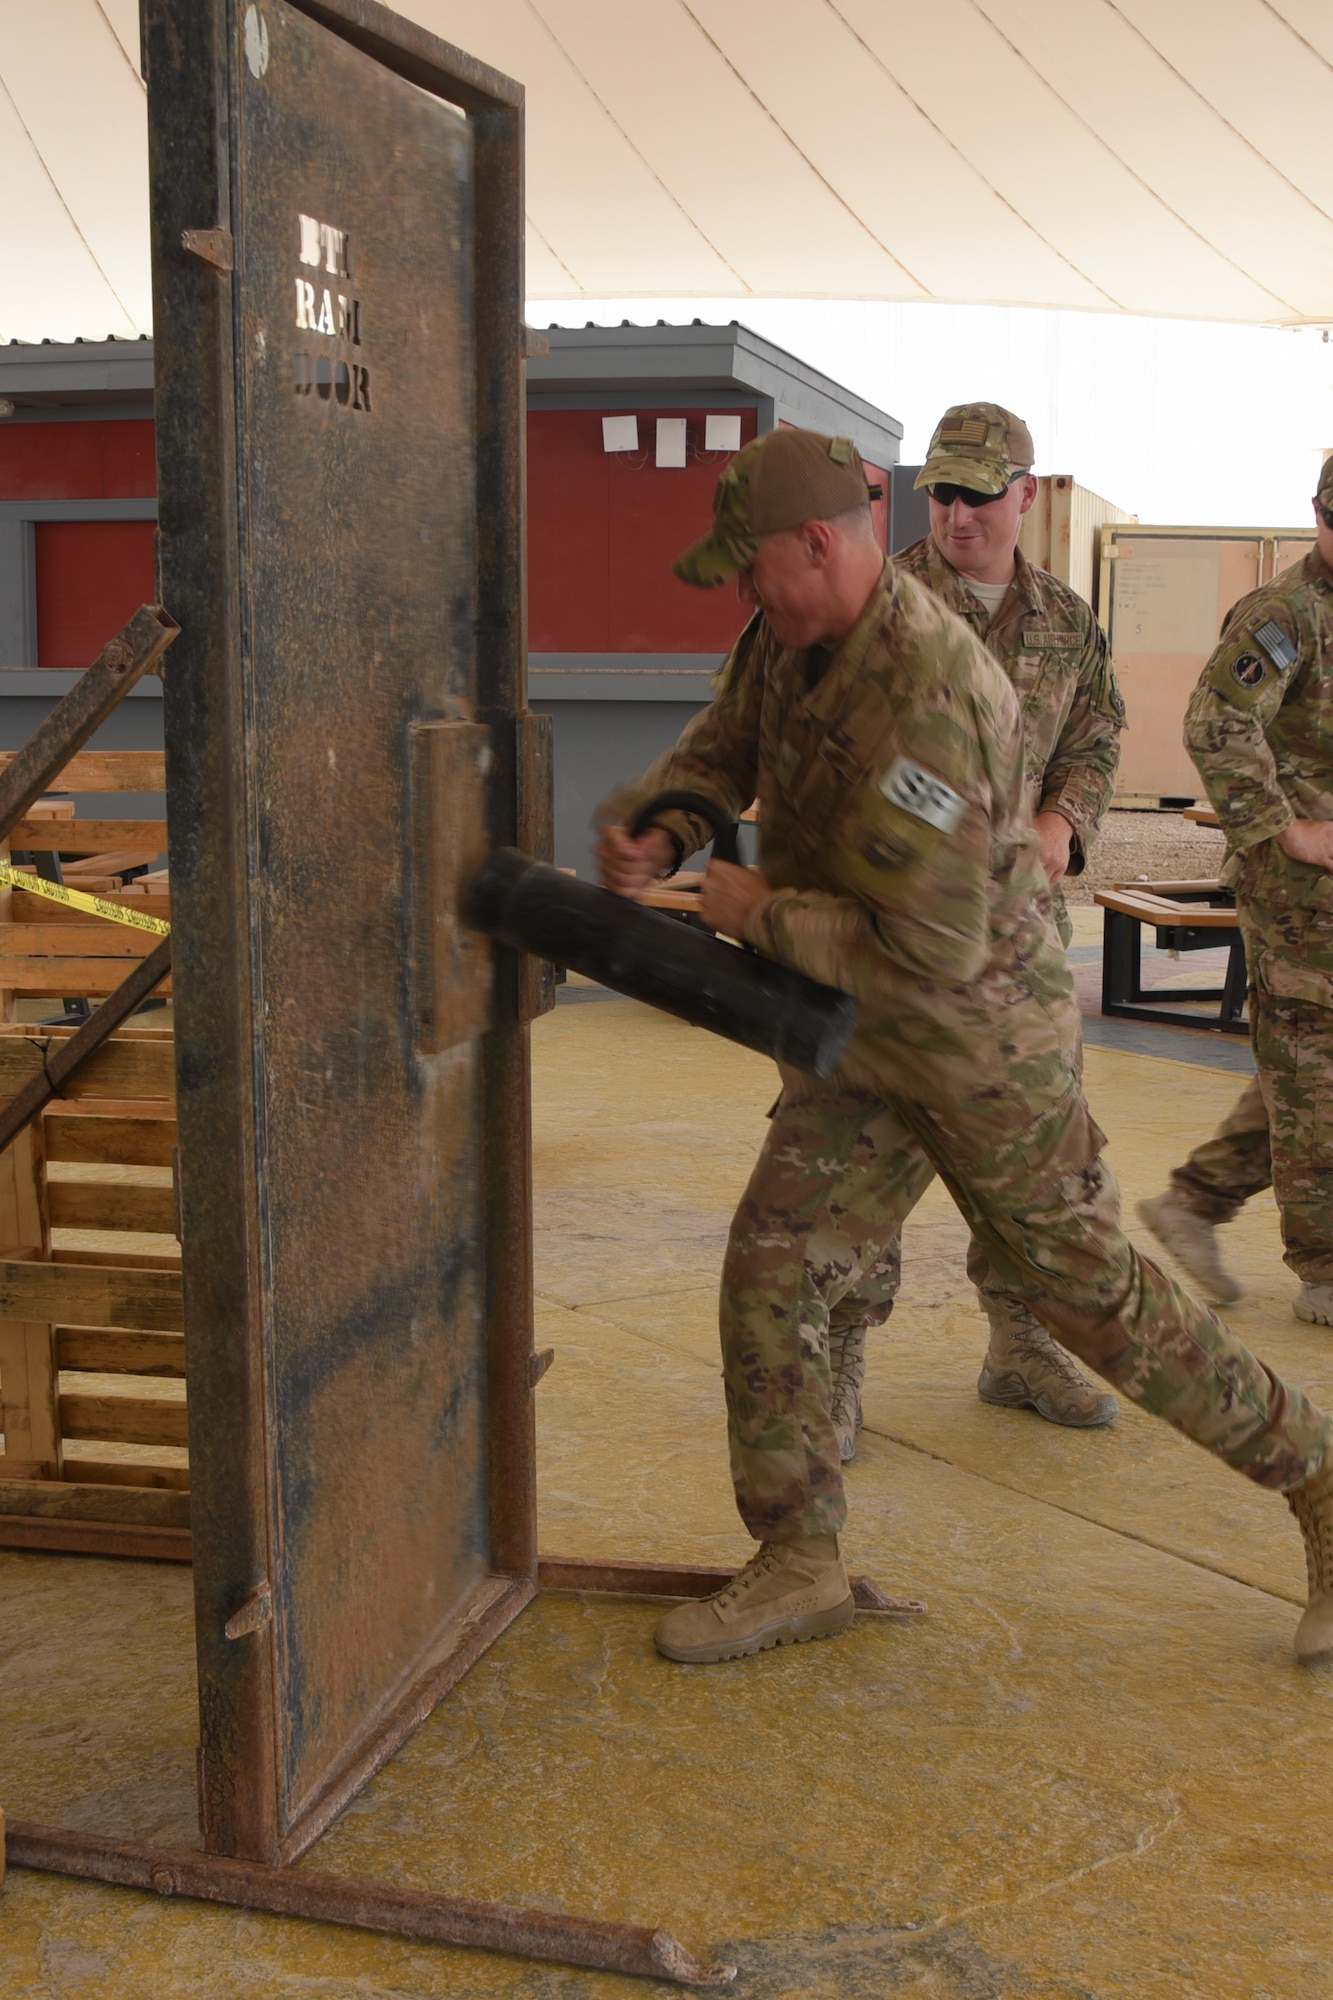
[4,1556,926,1985]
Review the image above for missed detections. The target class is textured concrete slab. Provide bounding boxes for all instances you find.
[1,1000,1328,1998]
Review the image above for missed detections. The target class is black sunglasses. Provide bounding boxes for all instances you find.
[1317,501,1333,529]
[927,470,1030,508]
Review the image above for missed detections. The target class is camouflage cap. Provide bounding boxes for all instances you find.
[914,402,1034,497]
[674,428,875,587]
[1318,456,1333,506]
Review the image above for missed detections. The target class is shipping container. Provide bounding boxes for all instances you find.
[1017,474,1136,607]
[1100,524,1317,801]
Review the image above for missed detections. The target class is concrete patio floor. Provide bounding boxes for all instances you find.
[1,986,1328,1999]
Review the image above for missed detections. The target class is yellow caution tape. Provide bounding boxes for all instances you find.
[0,863,170,936]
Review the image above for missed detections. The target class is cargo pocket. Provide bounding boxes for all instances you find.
[1251,951,1333,1169]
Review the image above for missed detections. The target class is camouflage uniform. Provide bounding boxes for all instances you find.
[892,534,1123,947]
[1168,1072,1272,1225]
[1184,545,1333,1284]
[835,470,1123,1424]
[612,557,1331,1541]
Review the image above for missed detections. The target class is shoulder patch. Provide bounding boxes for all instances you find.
[1253,618,1298,672]
[1206,610,1302,710]
[879,755,965,834]
[1207,625,1292,710]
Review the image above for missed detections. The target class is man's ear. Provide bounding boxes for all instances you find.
[1016,473,1039,518]
[803,519,834,564]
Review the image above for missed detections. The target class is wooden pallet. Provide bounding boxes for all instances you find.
[0,1025,184,1553]
[0,748,185,1554]
[0,749,169,998]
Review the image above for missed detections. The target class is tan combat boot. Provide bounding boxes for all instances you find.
[1286,1446,1333,1664]
[977,1301,1118,1427]
[1136,1191,1243,1304]
[828,1322,867,1464]
[1293,1283,1333,1327]
[653,1536,854,1663]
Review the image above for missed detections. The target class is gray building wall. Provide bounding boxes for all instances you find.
[529,656,720,872]
[531,697,705,874]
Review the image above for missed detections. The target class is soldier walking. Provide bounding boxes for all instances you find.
[830,403,1125,1454]
[1140,458,1333,1325]
[597,426,1333,1670]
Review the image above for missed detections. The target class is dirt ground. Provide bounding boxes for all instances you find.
[1067,809,1227,904]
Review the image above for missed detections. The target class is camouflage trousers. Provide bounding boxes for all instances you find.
[1170,1072,1272,1226]
[839,1026,1090,1338]
[721,1080,1331,1541]
[1233,905,1333,1284]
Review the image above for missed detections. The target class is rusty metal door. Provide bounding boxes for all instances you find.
[145,0,538,1864]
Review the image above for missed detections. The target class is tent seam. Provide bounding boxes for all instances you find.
[965,0,1300,320]
[0,64,136,334]
[520,0,751,293]
[673,0,931,298]
[1255,0,1333,79]
[1100,0,1333,231]
[820,0,1123,312]
[93,0,145,92]
[526,211,583,291]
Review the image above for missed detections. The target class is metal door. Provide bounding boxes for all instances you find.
[145,0,538,1864]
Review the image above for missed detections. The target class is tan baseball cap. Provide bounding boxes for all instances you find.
[674,428,877,587]
[914,402,1034,497]
[1317,457,1333,506]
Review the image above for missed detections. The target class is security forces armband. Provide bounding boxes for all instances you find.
[1208,616,1300,710]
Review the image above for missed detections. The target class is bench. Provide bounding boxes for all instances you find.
[638,871,707,915]
[1094,880,1247,1035]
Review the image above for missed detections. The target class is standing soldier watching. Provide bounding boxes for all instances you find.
[829,403,1125,1458]
[1140,458,1333,1325]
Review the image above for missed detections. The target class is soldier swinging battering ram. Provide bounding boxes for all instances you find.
[595,424,1333,1670]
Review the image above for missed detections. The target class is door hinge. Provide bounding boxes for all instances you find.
[528,1346,555,1389]
[224,1580,272,1640]
[181,227,234,272]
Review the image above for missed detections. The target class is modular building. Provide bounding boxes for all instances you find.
[0,323,902,869]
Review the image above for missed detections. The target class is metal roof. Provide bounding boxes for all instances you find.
[2,324,903,464]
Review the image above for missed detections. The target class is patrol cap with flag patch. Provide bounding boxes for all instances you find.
[674,428,878,587]
[914,401,1034,497]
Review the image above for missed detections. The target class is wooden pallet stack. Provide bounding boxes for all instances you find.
[0,748,186,1559]
[0,748,168,1007]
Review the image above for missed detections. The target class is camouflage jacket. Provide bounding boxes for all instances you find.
[1183,547,1333,930]
[603,563,1080,1106]
[894,537,1124,868]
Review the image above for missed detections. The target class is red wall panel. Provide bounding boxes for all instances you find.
[12,412,884,664]
[0,419,156,500]
[527,407,611,652]
[528,407,756,654]
[35,519,156,667]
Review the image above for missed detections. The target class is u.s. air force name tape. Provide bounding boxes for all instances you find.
[0,864,170,936]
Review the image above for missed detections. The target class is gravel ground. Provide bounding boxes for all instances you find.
[1067,809,1227,905]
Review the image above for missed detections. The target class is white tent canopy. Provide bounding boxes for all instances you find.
[3,0,1332,342]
